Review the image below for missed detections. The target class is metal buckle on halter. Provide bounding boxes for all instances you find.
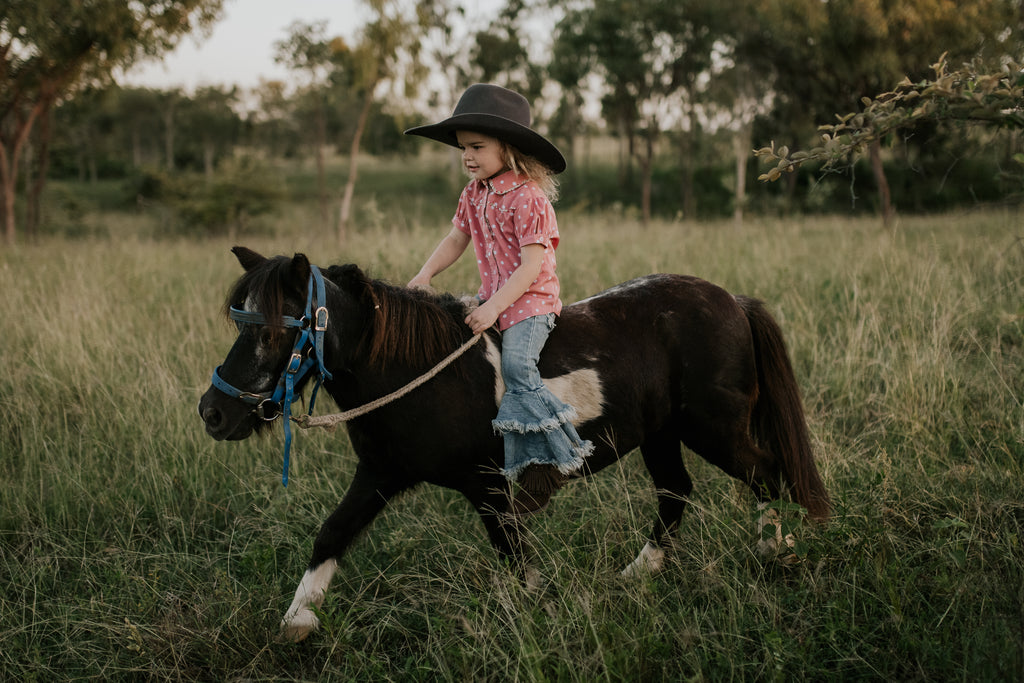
[238,391,266,403]
[314,306,329,332]
[285,352,303,374]
[255,398,282,421]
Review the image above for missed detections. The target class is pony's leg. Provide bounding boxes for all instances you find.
[281,465,409,642]
[681,405,795,554]
[463,481,542,587]
[623,429,693,577]
[679,385,784,500]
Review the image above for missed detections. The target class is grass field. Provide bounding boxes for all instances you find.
[1,201,1022,680]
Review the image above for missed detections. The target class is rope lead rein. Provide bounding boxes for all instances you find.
[292,332,482,431]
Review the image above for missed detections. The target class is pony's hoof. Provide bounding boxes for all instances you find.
[280,609,319,643]
[622,541,666,577]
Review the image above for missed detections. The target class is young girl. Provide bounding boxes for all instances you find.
[405,83,593,515]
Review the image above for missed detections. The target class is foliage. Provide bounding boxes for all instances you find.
[0,0,225,243]
[756,56,1024,182]
[129,158,284,237]
[552,0,733,222]
[740,0,1023,223]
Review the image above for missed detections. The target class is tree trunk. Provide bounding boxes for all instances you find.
[338,86,377,244]
[26,105,53,240]
[132,125,143,168]
[1,175,14,246]
[203,141,215,180]
[0,99,47,245]
[313,93,325,232]
[639,133,653,225]
[733,121,753,227]
[679,110,699,220]
[163,105,176,171]
[616,113,633,187]
[868,139,894,228]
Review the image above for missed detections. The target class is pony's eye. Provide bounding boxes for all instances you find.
[258,329,274,347]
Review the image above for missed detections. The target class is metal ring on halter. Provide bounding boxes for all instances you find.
[255,399,283,421]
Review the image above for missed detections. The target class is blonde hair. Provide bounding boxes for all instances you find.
[500,143,559,203]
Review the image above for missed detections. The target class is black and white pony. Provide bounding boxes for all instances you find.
[198,247,829,641]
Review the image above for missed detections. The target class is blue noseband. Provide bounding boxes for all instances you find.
[211,265,333,486]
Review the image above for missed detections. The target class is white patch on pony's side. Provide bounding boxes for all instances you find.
[280,558,338,642]
[480,336,604,426]
[543,369,603,425]
[622,542,665,577]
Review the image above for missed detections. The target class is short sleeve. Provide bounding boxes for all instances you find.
[514,194,559,250]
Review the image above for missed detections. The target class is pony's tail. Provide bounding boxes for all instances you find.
[737,296,830,520]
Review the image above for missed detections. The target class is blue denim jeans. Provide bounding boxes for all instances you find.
[493,313,593,481]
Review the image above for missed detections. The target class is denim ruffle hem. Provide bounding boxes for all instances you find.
[494,385,594,481]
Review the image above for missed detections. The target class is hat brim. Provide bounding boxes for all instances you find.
[405,113,566,174]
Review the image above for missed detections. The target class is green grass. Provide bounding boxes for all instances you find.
[1,204,1022,681]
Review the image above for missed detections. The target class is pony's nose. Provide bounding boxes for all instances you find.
[200,402,224,431]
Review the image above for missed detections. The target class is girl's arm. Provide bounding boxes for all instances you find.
[464,243,545,334]
[408,227,471,289]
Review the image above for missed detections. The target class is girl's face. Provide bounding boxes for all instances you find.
[455,130,507,181]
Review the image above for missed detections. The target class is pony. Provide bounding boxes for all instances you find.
[198,247,829,641]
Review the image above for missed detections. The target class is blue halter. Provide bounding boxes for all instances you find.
[210,265,333,486]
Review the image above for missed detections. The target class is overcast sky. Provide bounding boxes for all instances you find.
[120,0,503,92]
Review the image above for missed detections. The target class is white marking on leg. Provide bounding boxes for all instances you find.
[622,541,665,577]
[280,558,338,642]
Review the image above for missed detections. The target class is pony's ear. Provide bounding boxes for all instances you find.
[290,253,312,287]
[232,246,266,271]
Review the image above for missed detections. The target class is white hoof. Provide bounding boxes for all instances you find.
[622,541,665,577]
[279,559,337,642]
[280,608,320,642]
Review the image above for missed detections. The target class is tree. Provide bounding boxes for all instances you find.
[741,0,1021,225]
[756,56,1024,185]
[178,86,241,177]
[334,0,432,243]
[470,0,543,99]
[552,0,731,223]
[274,20,335,231]
[0,0,224,244]
[247,80,302,159]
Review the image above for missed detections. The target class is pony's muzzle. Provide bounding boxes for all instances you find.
[198,388,255,440]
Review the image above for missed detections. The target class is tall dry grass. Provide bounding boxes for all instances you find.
[1,208,1021,680]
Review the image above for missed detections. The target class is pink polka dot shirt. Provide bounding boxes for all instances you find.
[453,170,562,331]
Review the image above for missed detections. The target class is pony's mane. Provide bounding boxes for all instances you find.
[225,258,471,368]
[325,264,471,370]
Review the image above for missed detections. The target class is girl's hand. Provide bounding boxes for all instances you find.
[407,273,433,290]
[465,301,500,334]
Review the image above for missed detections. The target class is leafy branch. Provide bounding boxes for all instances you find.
[755,55,1024,181]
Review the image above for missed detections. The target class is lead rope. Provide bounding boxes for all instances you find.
[291,332,483,432]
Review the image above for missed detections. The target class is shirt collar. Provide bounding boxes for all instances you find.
[484,170,529,196]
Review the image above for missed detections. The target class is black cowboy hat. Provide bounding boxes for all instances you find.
[404,83,566,174]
